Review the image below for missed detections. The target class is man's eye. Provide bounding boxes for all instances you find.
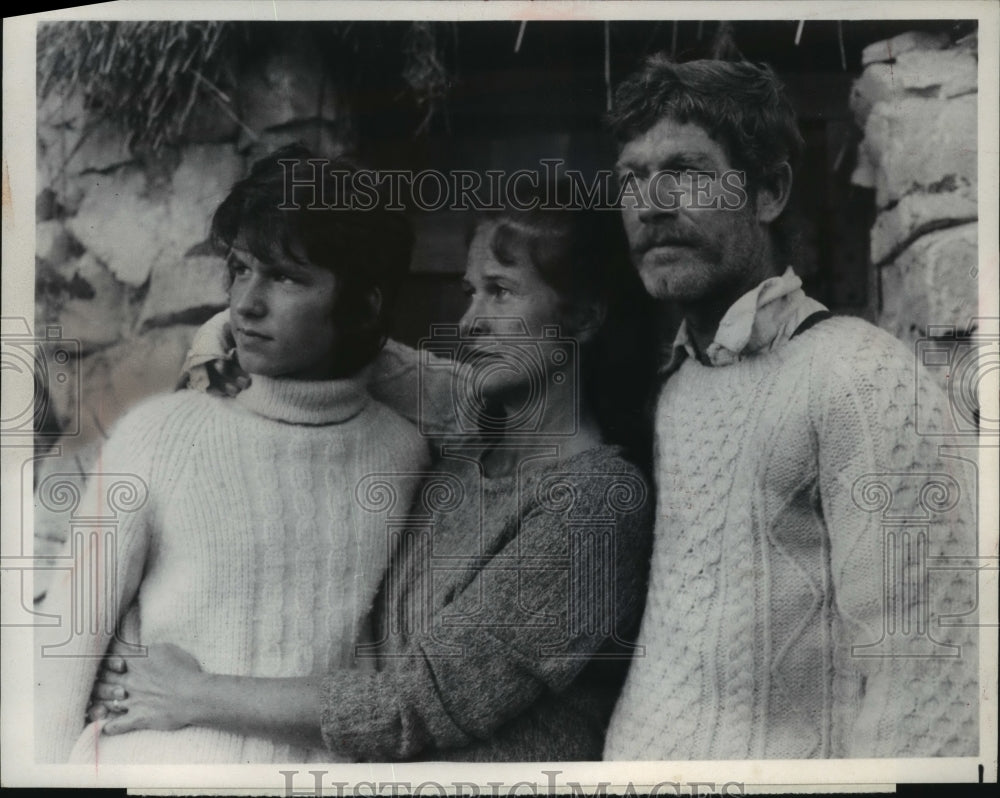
[229,261,250,277]
[492,286,511,299]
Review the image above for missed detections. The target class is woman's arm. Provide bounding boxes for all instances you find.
[96,644,325,751]
[317,463,653,760]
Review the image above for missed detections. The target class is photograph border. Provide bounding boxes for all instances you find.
[3,0,998,791]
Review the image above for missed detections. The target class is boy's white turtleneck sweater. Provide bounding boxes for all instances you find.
[35,374,429,763]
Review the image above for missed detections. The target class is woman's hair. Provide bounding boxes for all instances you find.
[211,143,414,377]
[473,180,659,467]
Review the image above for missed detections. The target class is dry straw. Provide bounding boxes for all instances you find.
[37,21,232,151]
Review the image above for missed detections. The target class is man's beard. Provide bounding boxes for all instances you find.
[633,225,767,306]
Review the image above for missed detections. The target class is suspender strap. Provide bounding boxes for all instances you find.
[790,310,834,340]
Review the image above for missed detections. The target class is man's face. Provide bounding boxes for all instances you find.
[227,243,340,380]
[616,117,768,305]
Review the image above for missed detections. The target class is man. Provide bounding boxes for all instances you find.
[602,57,978,759]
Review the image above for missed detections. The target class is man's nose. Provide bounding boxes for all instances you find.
[232,277,267,318]
[635,176,682,224]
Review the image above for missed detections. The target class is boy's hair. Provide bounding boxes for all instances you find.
[211,143,413,376]
[607,56,805,189]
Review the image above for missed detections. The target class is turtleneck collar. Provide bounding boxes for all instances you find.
[234,372,370,425]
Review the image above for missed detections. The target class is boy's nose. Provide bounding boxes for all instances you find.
[233,280,267,318]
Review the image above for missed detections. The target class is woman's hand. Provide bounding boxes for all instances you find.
[86,643,205,735]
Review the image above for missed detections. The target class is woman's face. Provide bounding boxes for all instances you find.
[457,221,572,403]
[459,221,565,339]
[227,245,340,380]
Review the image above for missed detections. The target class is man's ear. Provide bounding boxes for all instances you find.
[754,162,793,224]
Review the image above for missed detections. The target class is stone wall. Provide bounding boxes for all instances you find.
[850,30,979,348]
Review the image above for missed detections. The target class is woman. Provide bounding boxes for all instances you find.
[87,181,659,761]
[34,145,428,763]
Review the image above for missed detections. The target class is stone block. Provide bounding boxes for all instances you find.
[69,325,200,455]
[860,94,977,209]
[35,221,80,266]
[861,31,949,66]
[181,92,241,144]
[849,63,895,127]
[163,144,244,262]
[878,223,978,345]
[870,188,978,265]
[170,143,244,210]
[850,48,976,128]
[138,255,229,331]
[850,139,877,189]
[892,49,978,98]
[237,50,346,133]
[36,252,133,355]
[37,89,134,192]
[65,167,164,286]
[65,145,243,288]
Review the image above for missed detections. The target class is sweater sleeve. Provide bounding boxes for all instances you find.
[320,464,652,761]
[366,339,464,441]
[34,403,161,762]
[814,326,978,757]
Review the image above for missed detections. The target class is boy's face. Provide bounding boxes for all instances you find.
[227,243,340,380]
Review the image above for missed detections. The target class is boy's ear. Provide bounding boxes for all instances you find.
[360,287,383,330]
[754,161,793,224]
[567,299,607,344]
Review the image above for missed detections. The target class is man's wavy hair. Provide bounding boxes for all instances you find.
[607,56,805,193]
[212,143,413,377]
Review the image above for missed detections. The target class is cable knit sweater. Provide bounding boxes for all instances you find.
[604,314,978,759]
[35,375,429,763]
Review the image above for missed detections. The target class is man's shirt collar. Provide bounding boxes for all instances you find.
[663,267,829,374]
